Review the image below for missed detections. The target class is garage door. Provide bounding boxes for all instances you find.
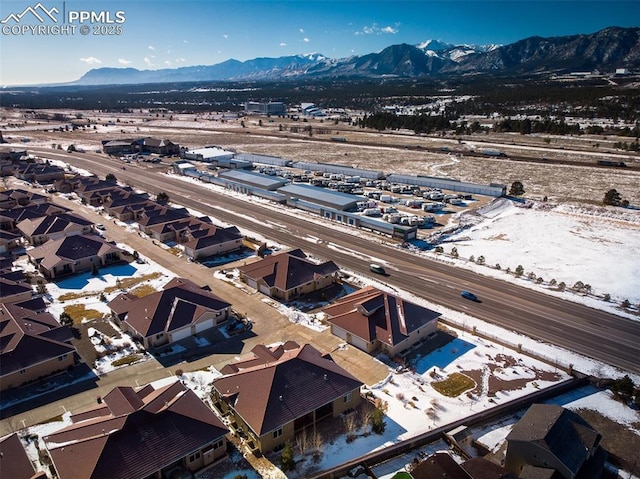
[259,284,271,296]
[195,318,214,333]
[171,327,191,343]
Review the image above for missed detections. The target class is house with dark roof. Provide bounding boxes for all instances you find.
[44,381,228,479]
[181,224,244,261]
[27,234,125,279]
[211,341,363,454]
[0,433,43,479]
[238,248,340,302]
[108,277,231,349]
[0,302,76,391]
[15,163,65,183]
[322,286,440,357]
[505,404,607,479]
[0,276,33,304]
[138,137,180,155]
[135,205,191,235]
[17,212,94,245]
[0,188,49,210]
[0,229,22,254]
[0,203,70,232]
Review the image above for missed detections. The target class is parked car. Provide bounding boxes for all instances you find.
[369,264,386,275]
[460,290,478,302]
[95,224,106,231]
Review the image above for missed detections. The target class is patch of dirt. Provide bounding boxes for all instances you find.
[574,408,640,473]
[71,317,120,365]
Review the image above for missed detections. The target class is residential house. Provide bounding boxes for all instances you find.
[410,452,473,479]
[322,286,440,357]
[17,213,94,245]
[505,404,607,479]
[15,163,65,184]
[0,203,70,232]
[238,248,339,302]
[0,276,33,304]
[212,341,363,454]
[181,224,244,261]
[28,235,125,279]
[0,302,75,391]
[0,433,43,479]
[135,205,190,235]
[108,277,231,349]
[0,189,49,210]
[44,381,228,479]
[0,230,22,254]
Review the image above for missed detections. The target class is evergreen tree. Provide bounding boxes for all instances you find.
[280,441,295,472]
[509,181,525,197]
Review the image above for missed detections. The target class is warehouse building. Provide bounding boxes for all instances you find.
[218,170,289,191]
[386,174,506,197]
[286,198,417,241]
[244,101,287,116]
[183,147,235,163]
[277,184,360,211]
[292,162,384,180]
[236,153,293,167]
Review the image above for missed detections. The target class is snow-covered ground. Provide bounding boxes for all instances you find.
[437,198,640,305]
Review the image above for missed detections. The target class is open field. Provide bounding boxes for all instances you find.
[2,108,640,205]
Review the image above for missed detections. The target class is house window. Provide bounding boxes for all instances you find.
[156,333,163,339]
[58,354,67,361]
[272,428,283,439]
[188,451,201,463]
[343,392,353,403]
[216,311,222,317]
[212,439,224,450]
[19,369,26,374]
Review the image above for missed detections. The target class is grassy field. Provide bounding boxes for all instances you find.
[431,372,476,397]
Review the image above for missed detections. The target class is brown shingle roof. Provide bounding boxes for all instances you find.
[28,235,124,270]
[322,286,440,347]
[213,343,362,436]
[238,248,339,292]
[0,433,37,479]
[0,303,75,376]
[45,381,227,479]
[107,277,230,338]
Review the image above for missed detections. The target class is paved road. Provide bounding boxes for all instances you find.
[30,148,640,375]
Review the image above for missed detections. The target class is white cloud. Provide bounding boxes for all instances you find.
[148,45,155,51]
[303,37,310,43]
[118,58,132,65]
[144,56,154,67]
[164,60,172,66]
[223,34,228,39]
[279,42,287,47]
[355,23,399,35]
[299,28,304,33]
[183,40,189,44]
[175,57,186,63]
[80,57,101,65]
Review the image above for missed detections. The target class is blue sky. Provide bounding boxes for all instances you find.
[1,0,639,86]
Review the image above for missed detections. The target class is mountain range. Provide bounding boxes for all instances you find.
[75,27,640,86]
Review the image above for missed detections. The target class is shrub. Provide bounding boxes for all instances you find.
[371,406,386,434]
[280,441,295,472]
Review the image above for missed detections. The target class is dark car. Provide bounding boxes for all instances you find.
[461,290,478,302]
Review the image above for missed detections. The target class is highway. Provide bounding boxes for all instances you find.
[33,148,640,374]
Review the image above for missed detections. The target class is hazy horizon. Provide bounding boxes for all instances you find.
[1,0,639,86]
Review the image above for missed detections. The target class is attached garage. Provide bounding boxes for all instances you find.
[171,327,192,343]
[259,284,271,296]
[194,318,215,334]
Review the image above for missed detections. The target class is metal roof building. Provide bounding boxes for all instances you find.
[183,147,235,162]
[292,162,384,180]
[236,153,293,167]
[277,184,361,211]
[218,170,289,191]
[386,174,506,197]
[286,198,418,241]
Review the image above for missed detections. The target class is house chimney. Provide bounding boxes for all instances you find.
[279,395,283,401]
